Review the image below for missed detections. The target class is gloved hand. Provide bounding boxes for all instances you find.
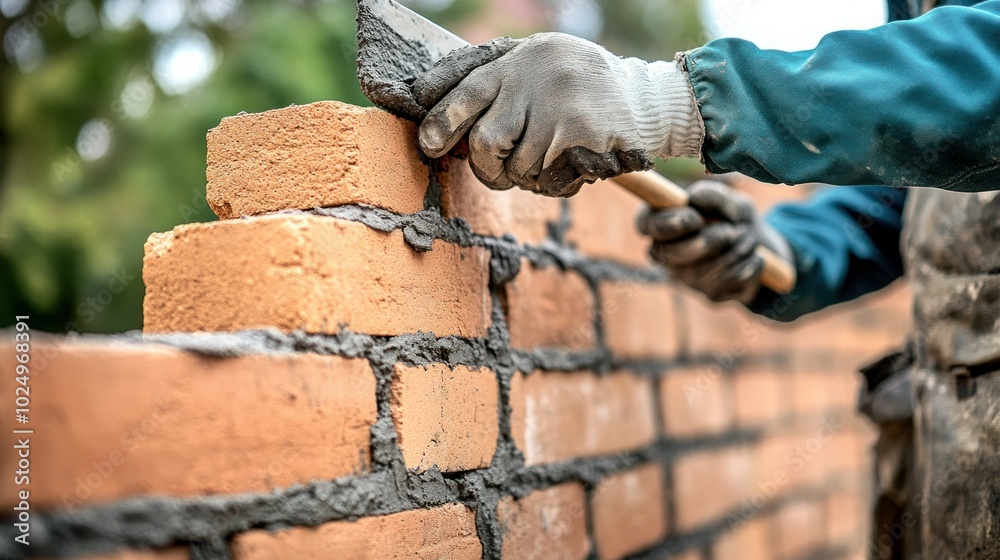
[637,180,795,304]
[412,32,704,197]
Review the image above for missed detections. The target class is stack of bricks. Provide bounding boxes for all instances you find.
[0,101,912,560]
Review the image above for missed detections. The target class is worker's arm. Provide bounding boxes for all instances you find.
[639,182,906,322]
[689,1,1000,191]
[746,186,907,321]
[414,1,1000,195]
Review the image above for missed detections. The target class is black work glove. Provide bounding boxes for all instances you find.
[637,180,794,304]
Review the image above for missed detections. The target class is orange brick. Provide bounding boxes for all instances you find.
[755,427,832,495]
[675,288,778,358]
[826,492,867,549]
[775,499,825,559]
[510,371,657,465]
[825,428,873,477]
[567,179,650,268]
[673,446,754,531]
[660,367,733,437]
[791,369,832,418]
[713,515,772,560]
[0,338,376,509]
[827,370,863,413]
[206,101,427,218]
[732,366,789,427]
[77,548,190,560]
[231,503,481,559]
[391,364,498,472]
[439,156,562,245]
[600,281,678,359]
[506,262,596,350]
[498,483,589,560]
[592,464,668,560]
[143,215,490,337]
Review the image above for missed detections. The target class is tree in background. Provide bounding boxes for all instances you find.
[0,0,703,333]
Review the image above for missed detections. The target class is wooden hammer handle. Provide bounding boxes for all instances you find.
[612,170,797,294]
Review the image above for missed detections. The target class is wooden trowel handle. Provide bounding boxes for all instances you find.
[612,170,797,294]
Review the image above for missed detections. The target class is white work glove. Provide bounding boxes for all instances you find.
[637,181,795,304]
[413,33,705,197]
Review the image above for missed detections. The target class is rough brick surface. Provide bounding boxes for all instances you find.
[143,214,490,336]
[600,282,677,359]
[391,364,498,472]
[206,101,427,218]
[506,262,596,350]
[567,179,650,267]
[713,517,772,560]
[498,483,589,560]
[510,371,657,465]
[439,156,562,244]
[661,367,733,437]
[0,340,376,508]
[732,366,789,427]
[231,503,481,559]
[775,499,825,559]
[591,464,668,560]
[673,445,754,531]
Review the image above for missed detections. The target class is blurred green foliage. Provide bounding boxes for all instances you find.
[0,0,703,333]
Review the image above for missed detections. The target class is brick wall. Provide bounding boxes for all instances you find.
[0,100,912,559]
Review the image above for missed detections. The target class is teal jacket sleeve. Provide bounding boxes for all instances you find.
[685,1,1000,192]
[746,186,907,321]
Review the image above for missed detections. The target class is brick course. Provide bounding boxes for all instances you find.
[142,215,491,337]
[510,371,657,465]
[0,340,376,508]
[231,504,481,559]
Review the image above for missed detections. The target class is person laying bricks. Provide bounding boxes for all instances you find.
[409,1,1000,558]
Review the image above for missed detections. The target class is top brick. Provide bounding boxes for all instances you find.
[206,101,428,218]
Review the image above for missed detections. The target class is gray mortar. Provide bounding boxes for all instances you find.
[355,1,437,120]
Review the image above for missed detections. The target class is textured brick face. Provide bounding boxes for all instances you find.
[713,517,771,560]
[567,179,650,268]
[439,156,562,245]
[142,214,491,337]
[510,371,657,465]
[498,483,590,560]
[206,101,428,218]
[673,446,754,531]
[591,464,668,560]
[505,262,597,351]
[732,366,789,427]
[661,367,734,437]
[600,281,678,359]
[0,340,376,508]
[391,364,498,472]
[231,503,481,559]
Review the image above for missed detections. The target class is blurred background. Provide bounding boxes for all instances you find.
[0,0,887,334]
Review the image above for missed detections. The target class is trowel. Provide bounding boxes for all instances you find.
[355,0,796,294]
